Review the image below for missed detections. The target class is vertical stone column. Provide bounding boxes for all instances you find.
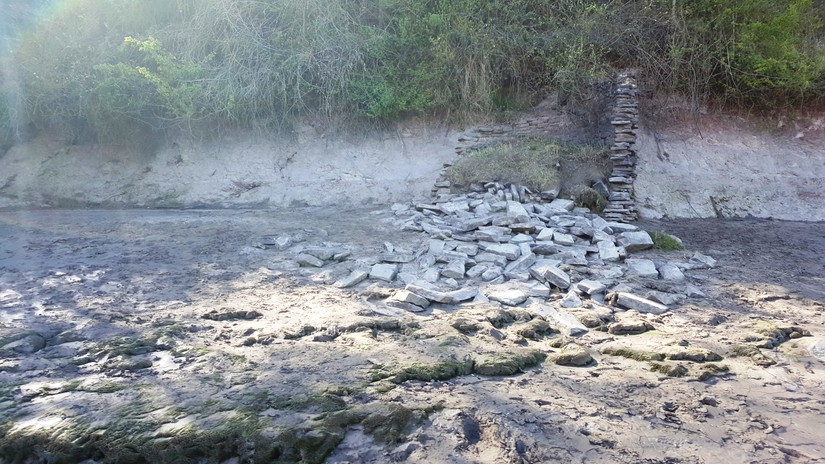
[603,72,639,222]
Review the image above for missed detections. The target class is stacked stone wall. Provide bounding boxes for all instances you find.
[434,73,641,220]
[603,72,639,222]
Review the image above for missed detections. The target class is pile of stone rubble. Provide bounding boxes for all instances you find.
[310,184,715,323]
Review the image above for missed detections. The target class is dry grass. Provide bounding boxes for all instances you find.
[446,137,609,194]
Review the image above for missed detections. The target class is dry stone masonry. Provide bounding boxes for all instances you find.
[604,71,640,222]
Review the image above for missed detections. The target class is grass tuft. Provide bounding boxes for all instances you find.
[446,137,608,193]
[648,231,685,251]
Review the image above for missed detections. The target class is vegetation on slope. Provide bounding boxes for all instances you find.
[0,0,823,149]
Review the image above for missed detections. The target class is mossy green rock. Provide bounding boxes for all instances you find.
[516,319,554,340]
[649,362,688,377]
[473,350,546,376]
[362,404,415,444]
[662,346,723,363]
[697,363,730,381]
[601,345,664,362]
[552,344,593,367]
[377,359,475,384]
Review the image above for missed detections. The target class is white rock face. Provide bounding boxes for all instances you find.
[634,124,825,221]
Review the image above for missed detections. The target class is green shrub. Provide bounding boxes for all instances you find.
[666,0,825,105]
[2,0,824,148]
[648,231,685,251]
[88,36,205,144]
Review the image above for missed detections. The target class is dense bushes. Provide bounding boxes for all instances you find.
[664,0,825,105]
[1,0,823,147]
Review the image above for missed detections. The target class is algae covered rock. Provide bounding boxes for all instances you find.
[515,318,554,340]
[551,343,593,367]
[375,358,475,384]
[607,317,653,335]
[601,344,664,362]
[649,362,688,377]
[473,350,546,376]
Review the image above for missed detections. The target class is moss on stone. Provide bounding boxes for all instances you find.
[551,344,593,367]
[516,318,554,340]
[240,391,347,415]
[362,404,415,444]
[729,344,761,357]
[450,317,482,334]
[663,347,723,363]
[371,358,475,384]
[435,333,471,347]
[697,363,730,381]
[649,362,688,377]
[601,346,665,362]
[485,309,516,328]
[648,231,684,251]
[473,350,547,376]
[390,359,475,383]
[728,344,775,366]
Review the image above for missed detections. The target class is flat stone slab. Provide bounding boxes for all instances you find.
[335,270,369,288]
[475,252,507,266]
[691,252,717,268]
[532,304,588,336]
[536,228,555,241]
[487,288,529,306]
[597,240,621,262]
[606,222,638,233]
[296,253,325,268]
[529,263,571,289]
[658,262,685,281]
[646,290,686,306]
[441,259,466,279]
[625,259,658,278]
[616,231,653,252]
[560,290,583,308]
[405,284,477,304]
[576,279,607,295]
[553,231,575,246]
[370,263,398,282]
[548,199,575,212]
[610,292,669,314]
[475,226,511,242]
[506,201,531,223]
[504,253,536,274]
[389,290,430,309]
[483,243,521,260]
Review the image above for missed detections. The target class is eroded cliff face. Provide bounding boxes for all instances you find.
[634,113,825,221]
[1,103,823,221]
[0,123,459,209]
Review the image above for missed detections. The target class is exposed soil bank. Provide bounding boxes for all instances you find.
[635,111,825,221]
[1,108,823,220]
[0,123,458,209]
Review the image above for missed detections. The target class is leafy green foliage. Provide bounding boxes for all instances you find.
[1,0,823,147]
[89,36,205,143]
[674,0,825,104]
